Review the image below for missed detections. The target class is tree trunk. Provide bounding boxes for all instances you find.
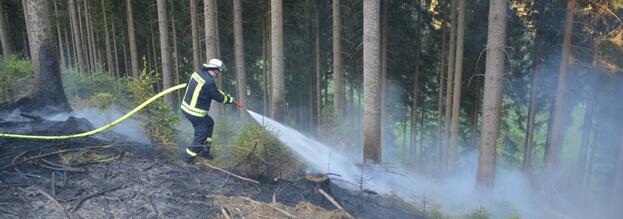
[67,6,76,66]
[543,105,554,163]
[156,0,175,107]
[213,0,220,59]
[443,0,457,174]
[363,0,381,163]
[122,29,129,76]
[112,18,119,78]
[171,1,180,93]
[612,129,623,211]
[53,0,65,68]
[270,0,284,121]
[233,0,247,119]
[578,37,599,189]
[126,0,139,78]
[204,0,218,59]
[77,1,89,72]
[522,33,542,173]
[411,5,421,166]
[64,27,72,67]
[469,87,480,149]
[0,0,13,57]
[262,0,270,116]
[546,0,576,173]
[102,0,114,77]
[448,0,465,174]
[83,0,93,73]
[86,0,96,72]
[69,0,85,74]
[380,0,388,140]
[204,0,220,118]
[436,0,448,174]
[314,0,322,133]
[476,0,507,189]
[24,0,70,113]
[332,0,343,117]
[190,0,200,70]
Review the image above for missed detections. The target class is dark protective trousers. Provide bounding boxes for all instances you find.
[183,111,214,155]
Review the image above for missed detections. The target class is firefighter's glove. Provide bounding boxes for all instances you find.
[234,100,246,109]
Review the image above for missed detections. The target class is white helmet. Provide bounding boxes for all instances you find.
[202,59,224,71]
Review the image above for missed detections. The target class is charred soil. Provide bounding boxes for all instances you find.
[0,115,423,218]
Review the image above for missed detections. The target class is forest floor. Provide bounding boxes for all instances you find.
[0,112,423,219]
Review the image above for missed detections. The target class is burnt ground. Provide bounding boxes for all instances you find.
[0,114,424,219]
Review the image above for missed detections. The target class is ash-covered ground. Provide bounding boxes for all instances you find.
[0,113,423,219]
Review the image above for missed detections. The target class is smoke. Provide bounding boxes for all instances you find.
[248,110,542,218]
[43,106,150,143]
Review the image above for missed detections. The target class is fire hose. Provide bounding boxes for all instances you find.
[0,83,188,140]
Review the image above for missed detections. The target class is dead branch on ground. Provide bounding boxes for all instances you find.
[220,207,232,219]
[41,158,86,172]
[201,162,259,184]
[240,196,298,219]
[318,188,355,219]
[71,185,126,212]
[37,189,70,219]
[1,145,121,171]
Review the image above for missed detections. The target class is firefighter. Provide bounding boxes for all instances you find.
[180,59,245,164]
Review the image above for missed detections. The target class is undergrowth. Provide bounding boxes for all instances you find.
[229,123,304,181]
[0,56,33,104]
[128,59,179,152]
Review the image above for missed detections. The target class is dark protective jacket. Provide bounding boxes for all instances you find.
[180,69,234,117]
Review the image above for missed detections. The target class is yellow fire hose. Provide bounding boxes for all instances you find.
[0,83,187,140]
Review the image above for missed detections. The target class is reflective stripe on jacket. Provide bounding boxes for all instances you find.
[180,69,235,117]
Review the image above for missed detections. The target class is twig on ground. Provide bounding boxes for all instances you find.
[318,188,355,219]
[201,162,259,184]
[41,159,86,172]
[13,167,39,180]
[1,145,121,171]
[71,185,125,212]
[141,163,158,172]
[273,184,286,203]
[0,208,18,217]
[240,197,298,218]
[37,189,70,219]
[51,172,55,195]
[39,163,86,173]
[11,151,29,165]
[220,207,231,219]
[0,183,30,187]
[71,153,121,166]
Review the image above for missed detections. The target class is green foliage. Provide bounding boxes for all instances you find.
[463,208,491,219]
[428,207,452,219]
[86,92,115,109]
[232,123,304,181]
[506,211,522,219]
[0,56,33,103]
[128,60,179,151]
[62,67,130,104]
